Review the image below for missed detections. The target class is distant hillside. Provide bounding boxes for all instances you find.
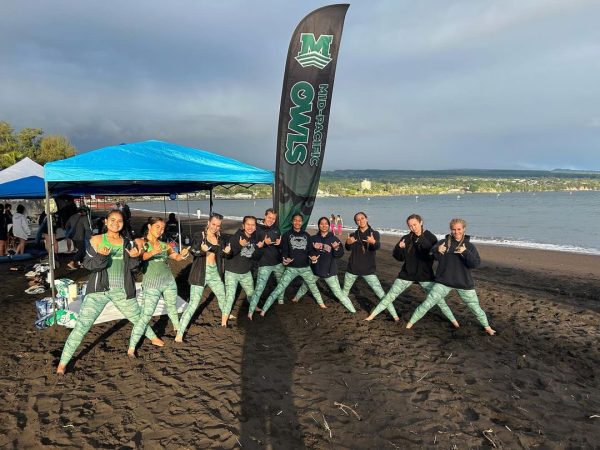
[550,169,600,176]
[322,169,600,181]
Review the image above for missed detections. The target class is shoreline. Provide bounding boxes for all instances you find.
[126,207,600,257]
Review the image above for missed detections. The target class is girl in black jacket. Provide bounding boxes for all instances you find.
[258,214,325,317]
[222,216,263,326]
[292,217,356,313]
[342,212,387,310]
[176,213,227,341]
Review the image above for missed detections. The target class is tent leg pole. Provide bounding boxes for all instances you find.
[176,197,182,250]
[44,181,57,328]
[186,194,192,241]
[209,188,213,215]
[163,196,167,221]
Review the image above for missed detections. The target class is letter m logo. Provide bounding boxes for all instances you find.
[295,33,334,69]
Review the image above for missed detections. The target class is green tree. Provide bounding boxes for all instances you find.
[17,127,44,158]
[0,151,24,168]
[0,121,19,159]
[37,135,76,164]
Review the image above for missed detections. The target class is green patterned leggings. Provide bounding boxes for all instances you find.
[248,264,285,314]
[223,271,255,317]
[409,283,489,327]
[369,279,453,320]
[59,288,158,366]
[129,281,179,350]
[294,275,356,313]
[342,273,396,317]
[177,264,226,338]
[262,266,323,313]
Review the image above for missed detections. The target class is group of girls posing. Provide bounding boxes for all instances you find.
[56,211,189,374]
[56,207,494,374]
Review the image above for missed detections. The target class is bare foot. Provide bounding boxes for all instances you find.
[393,317,401,322]
[247,313,253,321]
[291,297,300,303]
[319,304,327,309]
[484,326,496,335]
[260,311,266,317]
[405,322,413,329]
[56,364,66,375]
[364,315,374,321]
[127,349,136,358]
[174,336,183,343]
[451,320,460,328]
[151,338,165,347]
[255,307,262,313]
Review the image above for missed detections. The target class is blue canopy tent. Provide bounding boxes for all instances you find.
[0,157,45,199]
[44,140,273,196]
[0,176,46,199]
[43,140,274,317]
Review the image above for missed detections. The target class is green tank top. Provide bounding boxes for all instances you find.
[101,233,125,289]
[142,240,175,290]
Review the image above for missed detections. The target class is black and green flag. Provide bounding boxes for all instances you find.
[274,4,349,233]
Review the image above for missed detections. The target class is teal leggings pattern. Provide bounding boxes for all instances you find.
[178,265,226,338]
[59,288,158,366]
[129,281,179,350]
[224,271,254,316]
[262,266,323,313]
[294,275,356,313]
[248,264,285,313]
[409,283,489,327]
[342,273,396,317]
[370,279,448,319]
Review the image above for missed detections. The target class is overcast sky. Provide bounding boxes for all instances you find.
[1,0,598,170]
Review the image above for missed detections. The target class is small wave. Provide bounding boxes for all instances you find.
[374,227,600,255]
[468,238,600,256]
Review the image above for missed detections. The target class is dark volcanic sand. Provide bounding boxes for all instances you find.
[0,214,599,449]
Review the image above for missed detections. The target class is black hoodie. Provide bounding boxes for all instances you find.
[344,225,380,276]
[309,231,344,278]
[281,229,312,268]
[255,223,282,267]
[224,228,261,274]
[392,230,438,282]
[432,234,480,289]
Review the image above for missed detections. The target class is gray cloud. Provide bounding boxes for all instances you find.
[1,0,598,170]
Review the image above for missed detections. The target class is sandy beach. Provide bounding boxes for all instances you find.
[0,213,599,449]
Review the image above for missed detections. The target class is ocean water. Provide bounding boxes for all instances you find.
[130,191,600,255]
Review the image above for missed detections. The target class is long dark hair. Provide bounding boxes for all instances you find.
[353,211,368,224]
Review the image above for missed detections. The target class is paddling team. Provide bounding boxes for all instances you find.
[56,208,496,374]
